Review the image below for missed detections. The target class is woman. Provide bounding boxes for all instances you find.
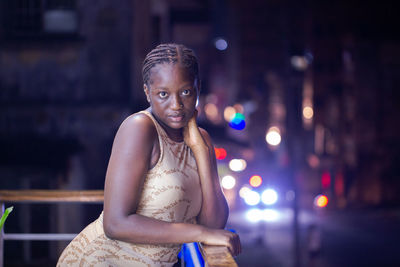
[57,43,241,267]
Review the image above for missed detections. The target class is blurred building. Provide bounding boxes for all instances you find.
[0,0,399,265]
[307,1,400,207]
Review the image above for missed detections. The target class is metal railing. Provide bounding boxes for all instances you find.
[0,190,237,267]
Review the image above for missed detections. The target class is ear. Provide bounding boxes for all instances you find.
[143,84,151,103]
[195,79,201,105]
[194,78,201,95]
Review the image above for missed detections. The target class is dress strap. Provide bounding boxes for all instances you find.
[138,110,164,168]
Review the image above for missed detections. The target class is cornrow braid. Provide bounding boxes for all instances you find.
[142,43,199,87]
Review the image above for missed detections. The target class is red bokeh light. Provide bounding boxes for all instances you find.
[214,148,227,160]
[321,171,331,189]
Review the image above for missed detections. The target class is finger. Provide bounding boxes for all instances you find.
[227,243,234,257]
[230,234,237,256]
[232,237,238,256]
[235,234,241,255]
[236,237,240,256]
[236,234,241,254]
[231,238,238,256]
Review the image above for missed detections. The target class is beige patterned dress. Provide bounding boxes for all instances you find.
[57,110,202,267]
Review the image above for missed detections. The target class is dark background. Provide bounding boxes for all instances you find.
[1,0,399,266]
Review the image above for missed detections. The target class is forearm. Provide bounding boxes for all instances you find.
[193,147,229,229]
[104,213,205,244]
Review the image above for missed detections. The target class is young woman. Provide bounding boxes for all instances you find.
[57,43,241,267]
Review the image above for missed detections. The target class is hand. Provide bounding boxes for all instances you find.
[183,110,207,151]
[201,228,242,256]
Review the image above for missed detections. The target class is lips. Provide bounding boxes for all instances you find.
[169,114,185,122]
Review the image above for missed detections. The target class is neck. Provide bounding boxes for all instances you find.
[148,108,184,142]
[165,128,184,142]
[159,121,184,142]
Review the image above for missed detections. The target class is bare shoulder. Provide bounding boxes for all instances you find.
[113,112,157,149]
[119,112,156,134]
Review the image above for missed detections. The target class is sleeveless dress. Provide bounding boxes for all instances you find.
[57,110,203,267]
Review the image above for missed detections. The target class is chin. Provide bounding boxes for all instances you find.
[168,121,187,129]
[167,115,189,128]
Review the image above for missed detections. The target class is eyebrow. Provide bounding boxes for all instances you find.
[153,84,194,90]
[153,86,168,90]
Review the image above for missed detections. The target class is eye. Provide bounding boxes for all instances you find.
[182,89,192,96]
[158,91,168,98]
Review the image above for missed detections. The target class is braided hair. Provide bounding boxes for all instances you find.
[142,43,200,88]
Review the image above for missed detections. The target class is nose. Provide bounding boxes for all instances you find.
[171,94,183,110]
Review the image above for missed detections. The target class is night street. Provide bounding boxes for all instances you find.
[1,0,400,266]
[230,208,400,267]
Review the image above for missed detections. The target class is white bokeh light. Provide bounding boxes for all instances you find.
[221,175,236,190]
[245,208,262,223]
[303,106,314,119]
[229,159,247,172]
[266,127,281,146]
[261,189,278,205]
[244,190,260,206]
[239,186,251,199]
[245,208,280,222]
[262,209,280,222]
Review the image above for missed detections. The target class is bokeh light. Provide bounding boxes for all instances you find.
[261,189,278,205]
[204,103,218,122]
[244,190,261,206]
[245,208,280,222]
[229,159,247,172]
[303,106,314,119]
[245,208,262,222]
[266,126,281,146]
[233,103,244,114]
[215,38,228,51]
[307,154,320,168]
[223,106,236,122]
[239,186,251,199]
[229,113,246,130]
[249,175,262,187]
[262,209,280,222]
[321,171,331,189]
[291,55,308,70]
[221,175,236,190]
[214,147,227,160]
[314,194,328,208]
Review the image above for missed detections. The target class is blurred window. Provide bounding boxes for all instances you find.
[1,0,78,40]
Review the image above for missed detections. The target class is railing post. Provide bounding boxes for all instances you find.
[199,243,238,267]
[0,201,5,267]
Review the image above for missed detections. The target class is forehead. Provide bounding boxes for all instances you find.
[148,63,194,87]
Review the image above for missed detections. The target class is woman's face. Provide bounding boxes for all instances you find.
[145,63,198,135]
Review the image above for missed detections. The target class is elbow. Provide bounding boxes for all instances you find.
[198,206,229,229]
[103,216,120,239]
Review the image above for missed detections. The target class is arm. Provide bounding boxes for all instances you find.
[102,113,240,254]
[183,113,229,229]
[103,113,202,244]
